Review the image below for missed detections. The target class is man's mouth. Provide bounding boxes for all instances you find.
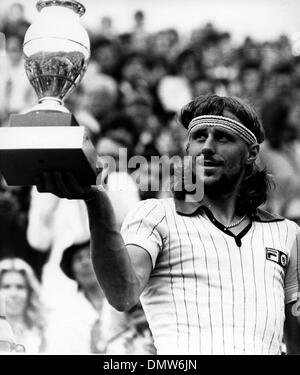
[203,160,223,167]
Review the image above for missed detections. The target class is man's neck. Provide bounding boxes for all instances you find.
[200,171,246,225]
[202,193,238,225]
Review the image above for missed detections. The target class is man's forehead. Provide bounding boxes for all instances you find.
[189,123,239,137]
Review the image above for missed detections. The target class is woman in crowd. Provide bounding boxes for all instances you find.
[0,258,46,353]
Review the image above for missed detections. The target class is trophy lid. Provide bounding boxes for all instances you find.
[36,0,86,17]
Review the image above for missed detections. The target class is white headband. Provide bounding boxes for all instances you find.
[187,115,258,145]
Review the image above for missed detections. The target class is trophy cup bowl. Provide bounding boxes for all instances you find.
[0,0,97,186]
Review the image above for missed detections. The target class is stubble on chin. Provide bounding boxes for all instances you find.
[202,168,245,199]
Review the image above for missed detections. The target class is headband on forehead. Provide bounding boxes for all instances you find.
[187,115,258,145]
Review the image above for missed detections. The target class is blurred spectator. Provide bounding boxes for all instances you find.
[123,93,162,156]
[99,16,116,40]
[0,291,23,353]
[89,37,121,80]
[148,29,181,63]
[119,52,151,95]
[263,61,293,101]
[79,73,119,129]
[95,114,139,174]
[119,51,166,124]
[236,36,261,67]
[100,113,140,150]
[46,240,155,354]
[259,99,300,220]
[276,34,292,64]
[0,187,47,280]
[155,117,187,158]
[0,35,35,123]
[96,134,130,176]
[0,258,46,353]
[261,41,283,73]
[45,240,108,353]
[65,86,101,145]
[157,48,201,113]
[239,60,263,95]
[131,10,149,52]
[175,48,201,83]
[292,56,300,85]
[27,188,93,312]
[190,22,219,46]
[0,3,30,40]
[237,60,265,113]
[192,75,215,98]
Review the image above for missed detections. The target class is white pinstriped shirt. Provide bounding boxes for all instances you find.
[121,198,300,355]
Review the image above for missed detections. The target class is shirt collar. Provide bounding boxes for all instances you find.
[174,198,285,222]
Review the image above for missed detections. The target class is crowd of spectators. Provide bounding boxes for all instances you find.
[0,3,299,353]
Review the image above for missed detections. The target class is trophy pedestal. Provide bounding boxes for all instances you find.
[0,0,94,187]
[9,111,80,128]
[0,125,97,186]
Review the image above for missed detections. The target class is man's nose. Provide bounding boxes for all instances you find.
[201,135,216,155]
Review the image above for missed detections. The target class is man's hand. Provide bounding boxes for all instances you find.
[35,171,101,201]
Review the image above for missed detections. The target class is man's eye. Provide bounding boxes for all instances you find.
[217,135,230,142]
[193,135,206,141]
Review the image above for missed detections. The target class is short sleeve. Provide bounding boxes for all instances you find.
[121,199,167,268]
[285,224,300,304]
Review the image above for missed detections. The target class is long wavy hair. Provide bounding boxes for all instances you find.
[175,94,271,214]
[0,258,45,332]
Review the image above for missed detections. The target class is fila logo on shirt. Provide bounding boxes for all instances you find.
[265,248,287,269]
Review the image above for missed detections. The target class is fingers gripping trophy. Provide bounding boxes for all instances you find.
[0,0,97,186]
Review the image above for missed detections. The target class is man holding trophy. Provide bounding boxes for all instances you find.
[34,93,300,355]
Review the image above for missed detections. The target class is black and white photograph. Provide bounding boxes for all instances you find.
[0,0,299,360]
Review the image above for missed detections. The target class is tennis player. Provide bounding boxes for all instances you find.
[36,94,300,354]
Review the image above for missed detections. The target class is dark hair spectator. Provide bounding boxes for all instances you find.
[0,3,30,40]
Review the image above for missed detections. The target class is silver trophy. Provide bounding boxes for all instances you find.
[0,0,97,186]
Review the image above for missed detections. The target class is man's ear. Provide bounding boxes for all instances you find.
[246,144,260,165]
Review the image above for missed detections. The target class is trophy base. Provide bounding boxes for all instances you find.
[9,110,78,127]
[22,101,70,114]
[0,126,97,186]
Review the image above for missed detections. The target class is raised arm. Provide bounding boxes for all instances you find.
[36,171,152,311]
[85,189,152,311]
